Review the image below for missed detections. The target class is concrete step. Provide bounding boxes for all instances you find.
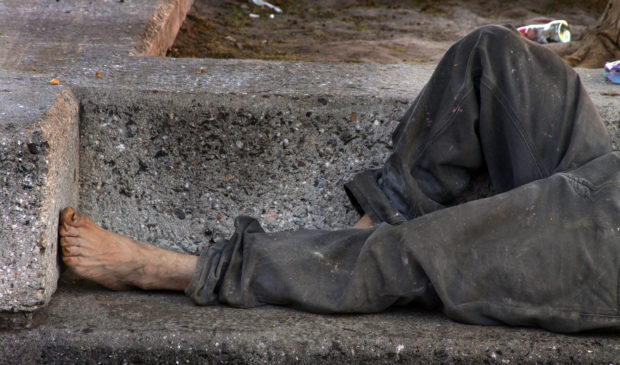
[0,73,79,318]
[1,274,617,364]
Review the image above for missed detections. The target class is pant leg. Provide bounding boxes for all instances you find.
[185,26,619,333]
[186,152,620,333]
[345,25,612,222]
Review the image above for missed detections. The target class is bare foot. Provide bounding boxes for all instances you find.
[59,207,198,291]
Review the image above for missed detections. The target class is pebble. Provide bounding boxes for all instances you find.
[26,143,39,155]
[339,130,355,144]
[174,209,186,220]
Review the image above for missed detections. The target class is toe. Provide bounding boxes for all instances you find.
[60,236,81,248]
[61,207,76,224]
[62,244,82,257]
[59,222,79,237]
[61,207,93,227]
[62,254,81,266]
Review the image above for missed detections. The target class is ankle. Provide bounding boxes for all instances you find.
[129,244,161,290]
[127,244,184,290]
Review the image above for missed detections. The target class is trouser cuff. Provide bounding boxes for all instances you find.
[185,239,228,305]
[344,169,406,225]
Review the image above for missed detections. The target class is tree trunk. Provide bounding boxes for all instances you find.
[564,0,620,68]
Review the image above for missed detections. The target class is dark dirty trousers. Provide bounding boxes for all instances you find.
[186,25,620,333]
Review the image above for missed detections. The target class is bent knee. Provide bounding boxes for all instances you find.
[471,24,519,41]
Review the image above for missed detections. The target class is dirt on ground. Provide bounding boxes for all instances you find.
[167,0,607,65]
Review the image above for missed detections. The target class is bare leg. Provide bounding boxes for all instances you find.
[59,207,197,291]
[352,214,374,229]
[59,208,371,291]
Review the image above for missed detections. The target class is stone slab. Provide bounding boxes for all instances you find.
[1,276,618,364]
[0,73,79,313]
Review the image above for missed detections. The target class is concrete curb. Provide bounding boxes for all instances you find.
[0,82,79,314]
[132,0,194,56]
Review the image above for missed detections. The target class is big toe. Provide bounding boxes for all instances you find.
[61,207,92,227]
[61,207,76,224]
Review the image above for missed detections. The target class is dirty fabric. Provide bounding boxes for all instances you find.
[186,26,620,333]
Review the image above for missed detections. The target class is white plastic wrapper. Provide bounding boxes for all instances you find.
[251,0,282,13]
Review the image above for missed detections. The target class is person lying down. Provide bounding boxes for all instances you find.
[59,25,620,334]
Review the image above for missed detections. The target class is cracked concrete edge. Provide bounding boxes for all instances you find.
[131,0,195,56]
[37,87,80,304]
[0,86,79,318]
